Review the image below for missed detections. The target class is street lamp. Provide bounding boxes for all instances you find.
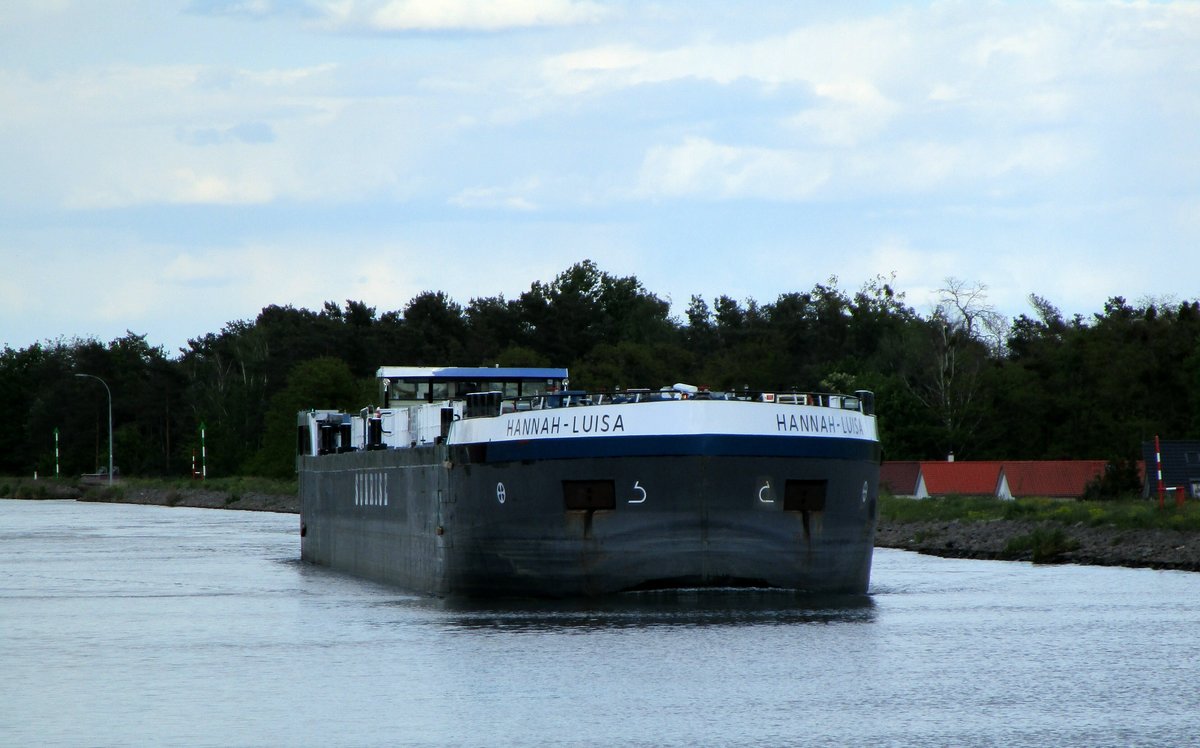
[75,373,113,486]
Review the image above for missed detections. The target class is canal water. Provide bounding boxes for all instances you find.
[1,499,1197,747]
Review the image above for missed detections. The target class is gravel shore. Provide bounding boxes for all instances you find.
[875,518,1200,572]
[11,481,1199,573]
[2,480,299,514]
[76,485,299,514]
[99,492,1200,573]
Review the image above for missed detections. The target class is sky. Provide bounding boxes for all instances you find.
[2,0,1199,356]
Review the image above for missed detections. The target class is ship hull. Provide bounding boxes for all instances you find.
[300,442,879,598]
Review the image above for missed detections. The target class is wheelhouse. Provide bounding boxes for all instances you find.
[378,366,568,406]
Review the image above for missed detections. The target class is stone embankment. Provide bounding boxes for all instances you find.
[76,485,299,513]
[2,480,298,514]
[10,480,1200,573]
[75,489,1200,572]
[79,493,1200,572]
[875,518,1200,572]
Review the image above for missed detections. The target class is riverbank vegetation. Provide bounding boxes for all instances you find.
[3,260,1198,480]
[0,475,296,503]
[0,476,82,500]
[877,494,1200,569]
[880,494,1200,533]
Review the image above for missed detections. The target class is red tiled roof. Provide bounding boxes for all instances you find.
[1001,460,1107,498]
[919,461,1003,496]
[891,459,1143,499]
[880,461,921,495]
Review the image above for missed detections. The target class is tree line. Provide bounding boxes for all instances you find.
[3,260,1198,480]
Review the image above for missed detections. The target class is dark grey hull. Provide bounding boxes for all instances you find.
[300,446,879,598]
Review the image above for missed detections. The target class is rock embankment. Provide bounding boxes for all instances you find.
[75,485,299,513]
[11,479,1199,574]
[87,490,1200,574]
[875,518,1200,572]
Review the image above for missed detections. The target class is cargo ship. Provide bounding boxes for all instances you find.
[297,366,881,598]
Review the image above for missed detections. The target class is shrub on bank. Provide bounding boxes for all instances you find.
[82,483,125,501]
[1003,528,1080,563]
[0,477,80,500]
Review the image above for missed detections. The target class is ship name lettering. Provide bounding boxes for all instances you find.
[776,412,862,435]
[506,416,565,437]
[569,414,626,434]
[507,412,627,438]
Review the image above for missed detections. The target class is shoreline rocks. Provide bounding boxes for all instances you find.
[875,518,1200,572]
[76,485,299,514]
[9,482,1199,574]
[0,480,298,514]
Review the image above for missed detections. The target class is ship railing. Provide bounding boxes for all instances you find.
[474,387,876,418]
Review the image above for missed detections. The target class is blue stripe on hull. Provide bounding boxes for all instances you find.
[475,434,881,463]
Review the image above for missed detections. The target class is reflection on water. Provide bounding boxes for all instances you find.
[424,589,876,632]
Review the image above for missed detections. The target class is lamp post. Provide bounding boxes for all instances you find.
[75,373,113,486]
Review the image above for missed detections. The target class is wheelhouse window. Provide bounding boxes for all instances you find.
[390,379,421,403]
[386,375,566,404]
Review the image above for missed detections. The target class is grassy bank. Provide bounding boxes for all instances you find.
[880,494,1200,533]
[116,476,297,501]
[1,475,296,498]
[1,475,298,512]
[0,476,81,500]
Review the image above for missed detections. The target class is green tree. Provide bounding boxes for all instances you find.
[517,261,674,365]
[247,358,367,478]
[398,291,468,364]
[2,261,1197,479]
[897,279,1002,458]
[464,295,524,364]
[571,341,693,391]
[180,321,272,477]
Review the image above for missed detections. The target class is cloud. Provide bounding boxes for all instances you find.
[185,0,320,20]
[168,169,277,205]
[787,79,899,147]
[450,180,540,211]
[324,0,609,32]
[8,1,1193,216]
[534,1,1196,205]
[0,58,432,209]
[1180,198,1200,231]
[540,16,910,95]
[65,168,279,209]
[633,130,1083,204]
[540,44,653,95]
[178,121,277,146]
[187,0,276,17]
[637,137,831,201]
[163,253,232,286]
[4,0,1200,351]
